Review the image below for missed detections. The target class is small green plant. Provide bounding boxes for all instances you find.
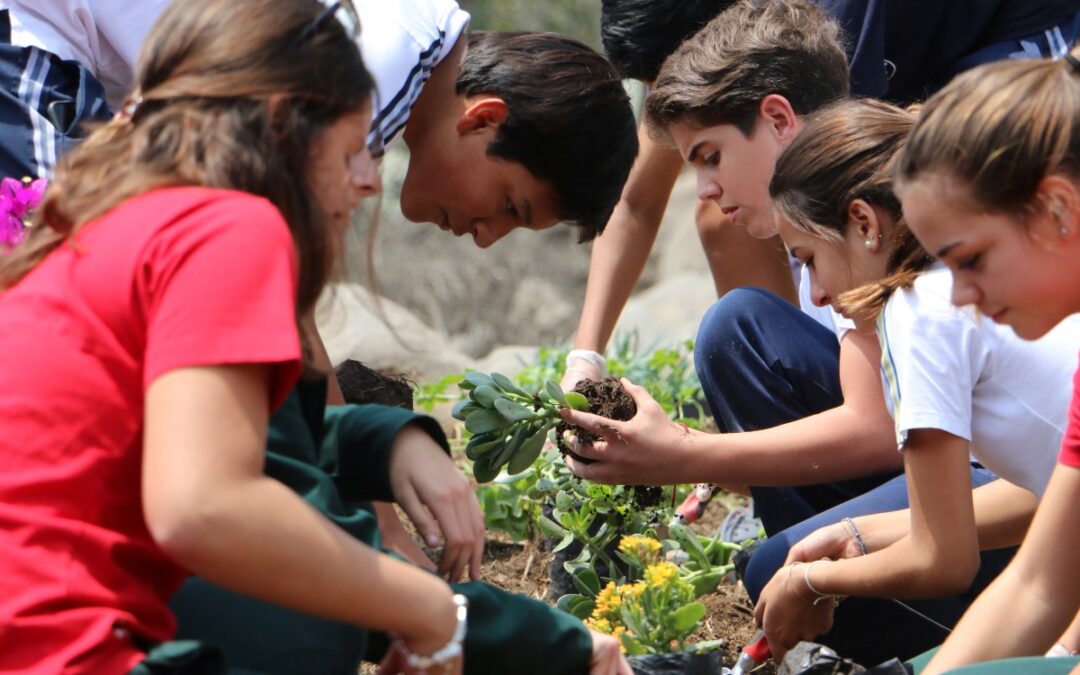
[581,535,721,656]
[453,371,589,482]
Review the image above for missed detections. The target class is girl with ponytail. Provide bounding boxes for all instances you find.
[894,49,1080,675]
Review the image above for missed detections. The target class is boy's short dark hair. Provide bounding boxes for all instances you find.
[644,0,850,139]
[600,0,733,82]
[457,31,638,242]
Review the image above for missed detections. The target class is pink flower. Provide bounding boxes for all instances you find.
[0,177,47,248]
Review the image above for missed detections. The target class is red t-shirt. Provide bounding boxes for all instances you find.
[1060,365,1080,468]
[0,187,302,674]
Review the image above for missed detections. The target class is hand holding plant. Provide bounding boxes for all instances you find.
[453,371,589,482]
[560,379,701,485]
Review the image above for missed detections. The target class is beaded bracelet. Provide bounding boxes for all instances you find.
[394,594,468,671]
[841,517,869,556]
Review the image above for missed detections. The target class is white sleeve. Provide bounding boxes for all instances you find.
[878,291,986,450]
[356,0,470,154]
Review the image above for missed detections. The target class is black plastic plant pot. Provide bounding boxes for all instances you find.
[628,651,727,675]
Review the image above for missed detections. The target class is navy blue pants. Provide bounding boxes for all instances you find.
[694,288,1015,665]
[0,10,110,180]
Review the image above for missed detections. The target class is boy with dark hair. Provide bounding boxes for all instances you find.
[0,0,638,248]
[600,0,729,82]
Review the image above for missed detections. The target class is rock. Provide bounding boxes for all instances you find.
[475,345,541,381]
[315,283,475,381]
[655,170,712,283]
[505,277,577,346]
[612,272,716,348]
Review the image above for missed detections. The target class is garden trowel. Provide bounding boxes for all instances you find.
[722,631,771,675]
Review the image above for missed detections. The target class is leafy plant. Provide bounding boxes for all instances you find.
[453,371,589,482]
[581,535,721,656]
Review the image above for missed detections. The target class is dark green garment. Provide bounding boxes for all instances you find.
[169,379,592,675]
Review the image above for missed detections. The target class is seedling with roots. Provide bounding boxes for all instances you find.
[453,371,589,482]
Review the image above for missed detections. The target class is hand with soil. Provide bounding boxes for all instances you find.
[558,378,704,485]
[389,424,485,581]
[754,562,836,660]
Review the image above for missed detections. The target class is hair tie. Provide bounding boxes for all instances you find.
[1065,53,1080,77]
[115,94,144,123]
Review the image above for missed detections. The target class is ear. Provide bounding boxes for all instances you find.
[455,97,509,135]
[265,93,292,137]
[1033,174,1080,245]
[758,94,800,145]
[847,198,884,252]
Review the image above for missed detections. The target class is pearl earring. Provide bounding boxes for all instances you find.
[1062,226,1070,237]
[865,239,874,249]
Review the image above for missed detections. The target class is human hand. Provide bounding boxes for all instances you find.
[376,648,462,675]
[560,358,603,392]
[786,522,863,565]
[588,630,634,675]
[389,425,485,581]
[374,501,437,573]
[559,378,699,485]
[754,563,835,660]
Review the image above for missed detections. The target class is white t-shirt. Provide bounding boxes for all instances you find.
[0,0,169,108]
[798,263,856,339]
[877,265,1077,496]
[355,0,469,156]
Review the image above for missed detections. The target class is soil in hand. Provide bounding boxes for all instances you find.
[554,377,663,509]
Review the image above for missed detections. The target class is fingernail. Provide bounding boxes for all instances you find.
[427,534,439,547]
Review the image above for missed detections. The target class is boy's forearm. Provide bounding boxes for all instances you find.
[573,127,683,352]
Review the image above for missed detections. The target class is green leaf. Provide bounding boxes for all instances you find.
[564,391,590,411]
[571,567,601,597]
[464,409,506,435]
[490,423,529,470]
[494,397,534,422]
[551,532,575,553]
[670,602,706,632]
[537,515,569,540]
[470,384,500,408]
[471,455,500,483]
[544,380,569,406]
[507,425,549,475]
[620,634,647,657]
[491,372,529,397]
[463,371,495,389]
[465,437,504,461]
[670,524,711,570]
[686,569,724,598]
[451,400,477,421]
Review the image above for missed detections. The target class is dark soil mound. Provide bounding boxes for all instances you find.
[335,359,414,409]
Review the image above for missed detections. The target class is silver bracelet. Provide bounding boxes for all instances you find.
[566,349,607,375]
[841,517,869,556]
[804,560,837,607]
[395,594,468,670]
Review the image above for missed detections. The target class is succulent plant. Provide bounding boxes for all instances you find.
[453,371,589,482]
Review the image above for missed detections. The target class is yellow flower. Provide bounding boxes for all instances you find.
[619,534,662,562]
[585,617,613,634]
[595,581,622,616]
[643,561,678,587]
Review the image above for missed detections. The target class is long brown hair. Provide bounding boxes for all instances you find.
[896,47,1080,223]
[1,0,373,320]
[769,98,933,321]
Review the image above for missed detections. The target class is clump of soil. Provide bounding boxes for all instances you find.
[554,377,662,510]
[335,359,414,409]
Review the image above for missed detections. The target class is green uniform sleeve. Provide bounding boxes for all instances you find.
[452,581,593,675]
[320,403,451,503]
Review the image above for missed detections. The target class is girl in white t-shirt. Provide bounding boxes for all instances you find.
[894,53,1080,675]
[753,97,1079,661]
